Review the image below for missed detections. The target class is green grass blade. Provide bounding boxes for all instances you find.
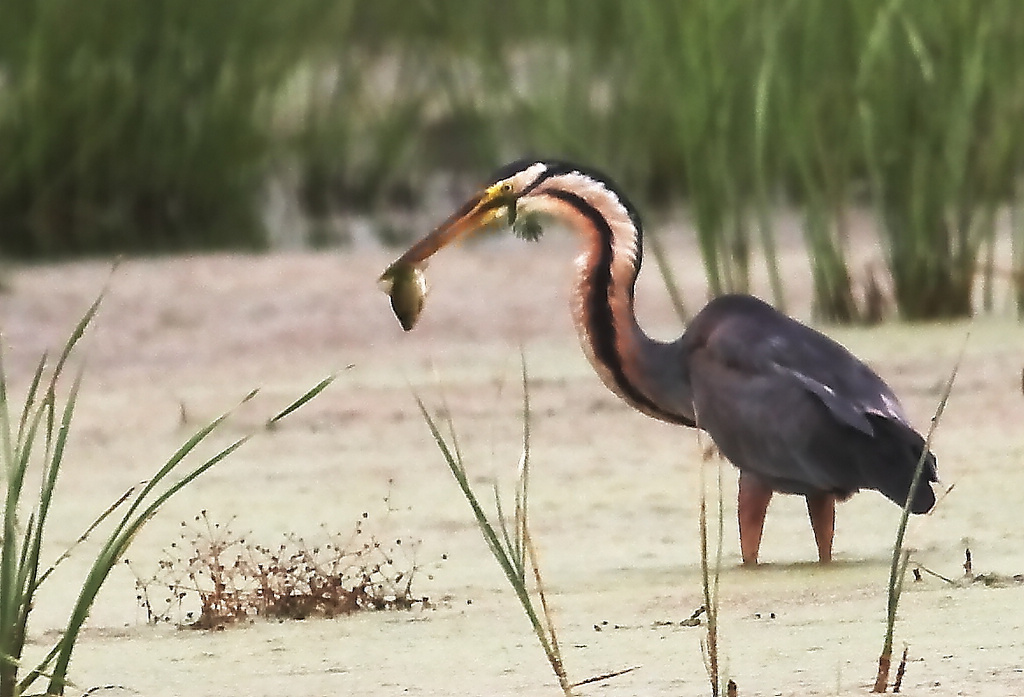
[0,343,45,466]
[49,271,112,380]
[2,272,333,694]
[29,368,84,553]
[1,392,54,682]
[414,395,510,573]
[4,290,101,658]
[413,394,557,663]
[491,482,523,581]
[2,288,99,695]
[415,363,582,693]
[4,511,36,677]
[514,353,532,572]
[46,373,328,692]
[266,374,337,427]
[524,529,569,695]
[0,346,10,466]
[698,457,718,695]
[45,427,251,692]
[33,485,137,590]
[13,355,47,455]
[876,332,967,690]
[428,369,465,467]
[647,227,688,323]
[111,389,259,534]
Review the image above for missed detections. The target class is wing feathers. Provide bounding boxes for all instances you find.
[683,296,937,511]
[780,367,874,436]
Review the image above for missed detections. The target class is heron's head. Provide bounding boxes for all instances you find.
[377,160,550,329]
[407,160,551,262]
[379,159,635,329]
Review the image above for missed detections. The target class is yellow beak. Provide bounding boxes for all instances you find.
[390,188,506,268]
[378,185,509,331]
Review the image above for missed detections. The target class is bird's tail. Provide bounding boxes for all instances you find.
[864,415,938,514]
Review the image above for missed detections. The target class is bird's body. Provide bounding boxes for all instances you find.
[381,159,938,564]
[681,293,933,506]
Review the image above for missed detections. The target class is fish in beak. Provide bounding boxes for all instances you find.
[378,183,512,331]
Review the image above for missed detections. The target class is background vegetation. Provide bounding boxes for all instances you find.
[1,0,1022,320]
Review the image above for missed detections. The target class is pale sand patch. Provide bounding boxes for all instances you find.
[1,235,1022,696]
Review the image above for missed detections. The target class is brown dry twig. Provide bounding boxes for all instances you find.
[130,511,426,628]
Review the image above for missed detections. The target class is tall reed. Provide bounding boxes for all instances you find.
[1014,198,1024,319]
[762,0,861,321]
[698,454,727,697]
[856,0,1024,319]
[0,0,335,256]
[415,357,640,694]
[415,359,574,696]
[872,336,965,692]
[616,2,761,298]
[4,1,1024,318]
[343,0,1023,319]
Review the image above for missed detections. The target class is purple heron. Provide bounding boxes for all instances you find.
[380,159,937,564]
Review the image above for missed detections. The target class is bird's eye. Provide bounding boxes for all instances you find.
[501,183,513,194]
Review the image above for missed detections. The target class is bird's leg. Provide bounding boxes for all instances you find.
[805,493,836,563]
[738,472,773,565]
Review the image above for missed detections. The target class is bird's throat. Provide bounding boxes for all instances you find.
[570,226,693,426]
[520,174,693,426]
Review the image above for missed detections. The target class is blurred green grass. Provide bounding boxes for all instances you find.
[1,0,1022,320]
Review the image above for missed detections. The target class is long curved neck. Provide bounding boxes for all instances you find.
[518,171,696,426]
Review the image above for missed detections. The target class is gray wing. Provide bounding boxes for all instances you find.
[702,302,913,433]
[683,297,936,510]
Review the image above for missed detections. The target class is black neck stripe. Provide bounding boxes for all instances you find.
[545,188,690,426]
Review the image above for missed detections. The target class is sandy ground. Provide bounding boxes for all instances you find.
[1,228,1023,696]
